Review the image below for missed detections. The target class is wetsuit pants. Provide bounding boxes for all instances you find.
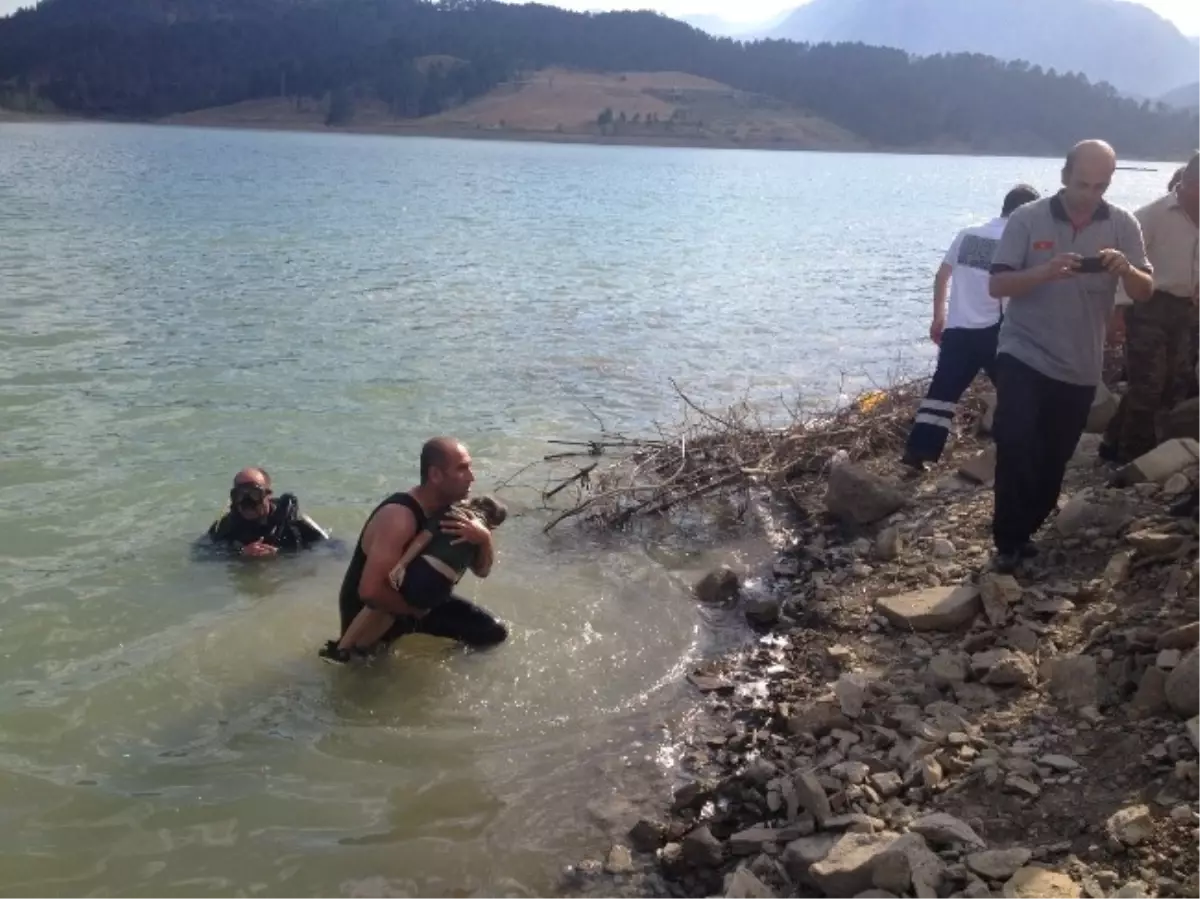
[338,591,508,649]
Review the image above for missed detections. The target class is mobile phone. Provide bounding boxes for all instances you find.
[1077,256,1106,274]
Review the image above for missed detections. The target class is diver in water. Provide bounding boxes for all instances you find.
[205,467,331,558]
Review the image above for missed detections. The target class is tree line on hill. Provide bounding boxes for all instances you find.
[0,0,1196,157]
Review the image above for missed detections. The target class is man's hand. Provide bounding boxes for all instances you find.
[1039,253,1082,282]
[241,540,278,559]
[1098,248,1131,275]
[442,510,490,546]
[930,315,945,346]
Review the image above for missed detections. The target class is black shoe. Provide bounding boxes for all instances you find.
[900,453,930,474]
[993,550,1022,574]
[318,640,352,665]
[1097,441,1119,464]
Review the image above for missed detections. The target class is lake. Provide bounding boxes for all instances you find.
[0,122,1173,896]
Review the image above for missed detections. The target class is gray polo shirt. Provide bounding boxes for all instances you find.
[990,192,1150,386]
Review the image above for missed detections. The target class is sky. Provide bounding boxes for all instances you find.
[0,0,1197,32]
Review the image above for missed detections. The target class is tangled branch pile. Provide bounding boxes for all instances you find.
[518,377,991,533]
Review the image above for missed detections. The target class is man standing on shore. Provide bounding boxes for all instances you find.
[901,184,1040,470]
[987,140,1153,573]
[1100,152,1199,464]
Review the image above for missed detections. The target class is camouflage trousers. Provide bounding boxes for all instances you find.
[1104,291,1198,463]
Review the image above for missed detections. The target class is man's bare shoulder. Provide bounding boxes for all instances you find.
[363,500,418,546]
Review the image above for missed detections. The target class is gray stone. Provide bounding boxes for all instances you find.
[1114,437,1200,486]
[695,565,740,604]
[836,673,870,719]
[1130,666,1169,718]
[967,848,1033,881]
[981,650,1038,689]
[1166,649,1199,717]
[979,574,1022,627]
[672,781,712,812]
[1002,867,1082,898]
[724,867,777,898]
[871,846,912,894]
[605,844,634,874]
[809,831,902,897]
[876,526,903,561]
[1126,530,1188,558]
[1163,471,1192,495]
[1045,655,1101,710]
[730,826,784,855]
[959,447,997,486]
[1038,755,1079,772]
[1157,622,1200,650]
[909,812,986,849]
[793,769,832,827]
[928,651,970,687]
[788,699,852,738]
[1106,805,1153,846]
[682,825,725,867]
[1006,624,1039,655]
[832,761,871,785]
[876,585,981,632]
[826,463,908,526]
[1055,489,1136,537]
[629,819,666,853]
[744,595,782,627]
[1187,716,1199,750]
[870,770,904,798]
[933,538,956,559]
[781,834,838,884]
[1157,648,1183,669]
[1112,881,1148,899]
[1004,774,1041,798]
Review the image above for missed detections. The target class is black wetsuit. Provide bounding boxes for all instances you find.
[207,493,328,553]
[337,492,507,648]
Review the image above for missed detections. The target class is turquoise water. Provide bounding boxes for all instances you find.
[0,121,1173,895]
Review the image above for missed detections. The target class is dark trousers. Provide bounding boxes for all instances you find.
[339,593,508,649]
[992,354,1095,553]
[904,323,1000,463]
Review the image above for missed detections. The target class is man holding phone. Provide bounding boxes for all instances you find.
[986,140,1153,573]
[1101,152,1199,464]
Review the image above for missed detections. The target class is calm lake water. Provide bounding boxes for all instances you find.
[0,122,1172,896]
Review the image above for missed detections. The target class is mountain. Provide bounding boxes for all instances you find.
[768,0,1199,99]
[0,0,1196,158]
[1159,81,1200,109]
[679,10,790,37]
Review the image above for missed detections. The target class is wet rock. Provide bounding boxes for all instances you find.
[836,673,870,719]
[927,651,970,687]
[629,819,666,853]
[1001,867,1081,898]
[909,813,986,849]
[1055,489,1136,537]
[1106,805,1153,846]
[826,463,908,526]
[745,596,782,627]
[1130,666,1169,718]
[682,825,724,867]
[1166,649,1199,717]
[1045,655,1101,710]
[876,585,981,632]
[695,566,741,604]
[672,781,713,813]
[1156,622,1200,650]
[1113,437,1200,486]
[724,866,776,898]
[605,844,634,874]
[876,527,903,561]
[967,848,1033,881]
[793,769,832,827]
[743,757,776,786]
[980,574,1022,627]
[809,831,902,897]
[688,673,734,694]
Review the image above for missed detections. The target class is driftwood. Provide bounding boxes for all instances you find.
[509,375,990,534]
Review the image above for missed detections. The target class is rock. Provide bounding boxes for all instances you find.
[1055,489,1136,537]
[1007,624,1039,655]
[836,673,870,719]
[927,651,970,688]
[1113,437,1200,486]
[695,566,740,604]
[672,781,713,813]
[794,770,832,827]
[967,848,1033,881]
[1086,382,1119,433]
[978,650,1038,689]
[1038,755,1079,772]
[1112,881,1148,898]
[1103,551,1134,586]
[1130,666,1169,718]
[1161,396,1199,441]
[933,538,956,559]
[789,700,852,738]
[1001,867,1081,898]
[980,574,1022,627]
[1126,530,1188,558]
[980,391,997,434]
[1157,648,1183,669]
[833,761,871,785]
[809,831,901,897]
[826,464,908,526]
[876,585,981,632]
[1170,804,1195,822]
[1166,649,1199,717]
[1046,655,1101,710]
[688,673,734,694]
[871,846,912,895]
[921,757,944,789]
[744,595,782,627]
[1004,774,1040,798]
[958,447,997,486]
[724,867,776,898]
[1187,716,1199,750]
[730,827,784,855]
[629,819,666,853]
[605,844,634,874]
[682,825,724,867]
[1163,471,1192,495]
[910,813,986,849]
[1106,805,1153,846]
[1157,622,1200,650]
[855,892,899,899]
[870,771,904,799]
[877,526,903,561]
[782,834,839,883]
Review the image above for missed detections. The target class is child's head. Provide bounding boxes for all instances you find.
[465,494,507,529]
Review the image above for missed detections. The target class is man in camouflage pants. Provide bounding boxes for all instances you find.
[1101,153,1200,464]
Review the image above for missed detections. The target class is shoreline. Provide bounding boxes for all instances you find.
[556,382,1199,898]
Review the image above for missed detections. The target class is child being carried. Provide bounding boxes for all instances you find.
[322,495,507,662]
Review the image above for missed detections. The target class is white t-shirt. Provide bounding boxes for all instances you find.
[941,216,1007,330]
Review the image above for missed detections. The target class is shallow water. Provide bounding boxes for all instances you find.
[0,122,1171,895]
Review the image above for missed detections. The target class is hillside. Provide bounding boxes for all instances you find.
[1,0,1197,158]
[162,68,865,150]
[1159,81,1200,110]
[768,0,1199,99]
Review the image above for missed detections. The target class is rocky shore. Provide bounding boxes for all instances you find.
[563,390,1199,899]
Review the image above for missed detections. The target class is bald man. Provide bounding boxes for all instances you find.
[206,467,330,557]
[987,140,1153,573]
[322,437,507,662]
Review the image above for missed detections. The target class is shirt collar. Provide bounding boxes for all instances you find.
[1050,190,1111,223]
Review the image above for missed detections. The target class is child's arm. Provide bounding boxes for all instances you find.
[338,606,397,651]
[388,530,434,589]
